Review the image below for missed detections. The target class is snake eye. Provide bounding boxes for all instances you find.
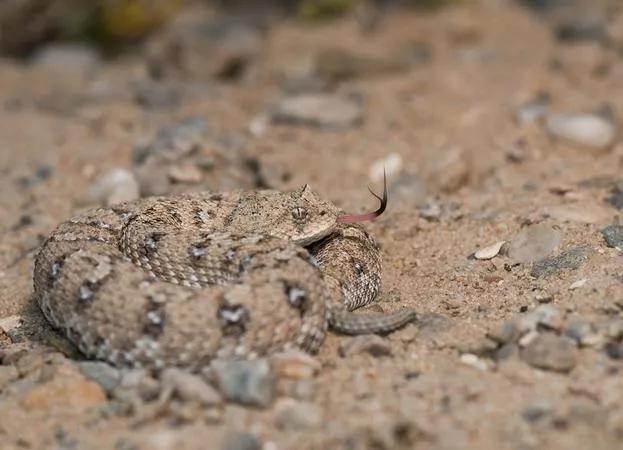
[291,206,307,221]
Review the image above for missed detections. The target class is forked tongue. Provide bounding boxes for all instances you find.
[337,168,388,224]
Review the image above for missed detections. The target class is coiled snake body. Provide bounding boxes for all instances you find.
[34,185,416,370]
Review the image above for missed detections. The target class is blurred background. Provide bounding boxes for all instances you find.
[2,1,623,448]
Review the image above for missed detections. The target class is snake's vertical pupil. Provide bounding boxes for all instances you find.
[291,206,307,221]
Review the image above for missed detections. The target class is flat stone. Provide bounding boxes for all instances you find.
[211,359,273,407]
[546,113,616,151]
[220,431,261,450]
[602,224,623,249]
[531,246,592,278]
[508,224,562,264]
[272,94,362,129]
[474,241,507,260]
[520,333,578,372]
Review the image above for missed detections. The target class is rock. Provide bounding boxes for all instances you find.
[601,224,623,249]
[77,362,121,393]
[569,278,587,290]
[531,246,592,278]
[0,315,21,334]
[605,343,623,360]
[460,353,488,371]
[0,365,19,390]
[545,113,616,151]
[606,186,623,210]
[542,202,613,224]
[167,163,203,184]
[369,153,403,183]
[488,320,520,345]
[210,359,273,407]
[272,94,362,130]
[274,398,323,430]
[515,95,549,125]
[271,351,320,380]
[21,364,107,411]
[520,333,578,372]
[339,335,392,357]
[522,401,554,422]
[220,431,261,450]
[508,224,562,264]
[428,146,469,193]
[161,368,221,406]
[474,241,507,260]
[519,305,564,333]
[115,369,160,402]
[88,168,140,206]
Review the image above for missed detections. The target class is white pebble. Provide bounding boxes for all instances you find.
[460,353,488,371]
[474,241,506,260]
[89,168,139,206]
[569,278,588,290]
[369,153,403,182]
[546,113,616,151]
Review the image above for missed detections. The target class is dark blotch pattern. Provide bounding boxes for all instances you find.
[217,302,249,337]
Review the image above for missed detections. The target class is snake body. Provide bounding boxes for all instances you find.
[34,186,416,370]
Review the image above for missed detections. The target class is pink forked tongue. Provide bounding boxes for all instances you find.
[337,168,388,223]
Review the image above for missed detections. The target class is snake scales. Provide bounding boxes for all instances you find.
[33,184,416,370]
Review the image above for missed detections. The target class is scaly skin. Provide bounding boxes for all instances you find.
[34,186,417,370]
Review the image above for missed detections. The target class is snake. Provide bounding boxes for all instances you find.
[33,179,417,370]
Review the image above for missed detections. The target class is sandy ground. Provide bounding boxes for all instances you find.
[1,1,623,449]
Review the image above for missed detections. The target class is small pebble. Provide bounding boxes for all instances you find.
[569,278,587,290]
[519,305,564,333]
[77,361,121,393]
[210,359,273,407]
[273,398,323,430]
[271,350,320,380]
[508,224,562,264]
[0,365,19,390]
[545,113,616,151]
[167,164,203,184]
[272,94,362,129]
[605,343,623,360]
[515,96,549,124]
[474,241,507,260]
[520,333,578,372]
[601,224,623,249]
[161,368,221,406]
[369,153,403,183]
[89,168,140,206]
[428,146,469,193]
[221,431,261,450]
[488,320,520,345]
[339,335,392,357]
[460,353,488,371]
[522,401,554,422]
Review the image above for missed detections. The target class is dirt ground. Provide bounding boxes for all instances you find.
[1,1,623,449]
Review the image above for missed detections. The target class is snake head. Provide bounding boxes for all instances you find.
[284,184,342,246]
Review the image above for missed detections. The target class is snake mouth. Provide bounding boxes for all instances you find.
[292,225,337,247]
